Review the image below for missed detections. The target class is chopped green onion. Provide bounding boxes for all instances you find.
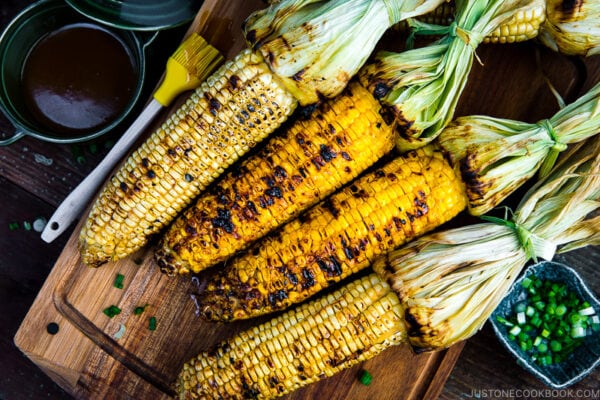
[8,222,19,231]
[113,273,125,289]
[502,275,597,367]
[134,305,148,315]
[149,316,157,331]
[509,326,521,336]
[358,369,372,386]
[579,306,596,316]
[22,221,32,231]
[103,305,121,318]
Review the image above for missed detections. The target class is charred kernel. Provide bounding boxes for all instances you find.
[119,182,128,192]
[372,82,391,99]
[229,74,241,89]
[184,173,194,182]
[146,170,156,179]
[273,165,287,179]
[319,144,337,162]
[341,152,351,161]
[322,198,340,218]
[212,208,234,234]
[265,187,283,198]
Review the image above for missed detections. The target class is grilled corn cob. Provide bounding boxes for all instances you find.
[78,0,448,267]
[177,274,406,400]
[394,0,544,44]
[155,82,395,275]
[198,146,467,321]
[177,139,600,400]
[79,50,296,267]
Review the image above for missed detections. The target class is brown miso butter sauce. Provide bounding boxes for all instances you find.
[21,23,137,136]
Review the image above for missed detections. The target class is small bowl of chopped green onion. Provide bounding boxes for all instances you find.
[491,261,600,388]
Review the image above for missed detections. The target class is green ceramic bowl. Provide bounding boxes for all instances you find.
[491,261,600,388]
[0,0,148,145]
[65,0,202,31]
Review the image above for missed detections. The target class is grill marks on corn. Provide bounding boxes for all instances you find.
[176,274,407,399]
[78,49,297,267]
[198,147,468,321]
[155,82,395,275]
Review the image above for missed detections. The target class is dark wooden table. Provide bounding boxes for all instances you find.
[1,1,598,399]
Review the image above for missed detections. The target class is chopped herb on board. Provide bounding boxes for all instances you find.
[113,273,125,289]
[134,305,148,315]
[358,369,372,386]
[149,316,157,331]
[103,305,122,318]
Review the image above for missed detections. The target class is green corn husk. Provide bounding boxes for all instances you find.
[244,0,448,105]
[372,136,600,351]
[538,0,600,56]
[438,81,600,216]
[360,0,546,151]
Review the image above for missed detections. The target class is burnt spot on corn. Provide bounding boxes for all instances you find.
[292,68,306,82]
[559,0,583,15]
[141,158,150,168]
[212,208,234,234]
[146,169,156,179]
[372,82,391,99]
[273,165,287,179]
[119,182,128,192]
[316,255,343,277]
[298,103,318,120]
[460,154,489,201]
[206,95,221,116]
[265,187,283,198]
[228,74,241,89]
[404,309,425,338]
[301,268,315,289]
[322,198,340,218]
[319,144,337,162]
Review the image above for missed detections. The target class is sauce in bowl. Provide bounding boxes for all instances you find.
[21,23,138,136]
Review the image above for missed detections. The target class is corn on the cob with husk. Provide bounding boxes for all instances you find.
[155,82,395,275]
[394,0,545,44]
[177,138,599,399]
[78,0,448,267]
[198,145,467,321]
[438,80,600,216]
[373,136,600,351]
[360,0,546,152]
[538,0,600,56]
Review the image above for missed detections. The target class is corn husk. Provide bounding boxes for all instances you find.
[243,0,447,105]
[438,81,600,216]
[360,0,546,151]
[538,0,600,56]
[372,136,600,351]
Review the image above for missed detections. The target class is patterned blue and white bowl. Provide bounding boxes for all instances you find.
[491,261,600,388]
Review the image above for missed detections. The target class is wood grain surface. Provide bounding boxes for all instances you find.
[1,0,598,399]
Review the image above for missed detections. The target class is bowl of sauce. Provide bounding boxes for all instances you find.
[0,0,147,144]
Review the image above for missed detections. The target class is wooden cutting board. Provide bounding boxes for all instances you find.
[14,1,466,398]
[15,0,589,399]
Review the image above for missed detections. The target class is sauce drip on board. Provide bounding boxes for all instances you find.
[21,23,138,136]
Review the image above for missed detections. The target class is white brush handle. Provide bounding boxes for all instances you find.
[41,99,163,243]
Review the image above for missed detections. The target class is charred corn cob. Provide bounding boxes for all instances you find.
[394,0,544,44]
[78,0,448,267]
[198,146,467,321]
[177,274,406,400]
[79,50,296,267]
[155,82,395,275]
[177,139,600,400]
